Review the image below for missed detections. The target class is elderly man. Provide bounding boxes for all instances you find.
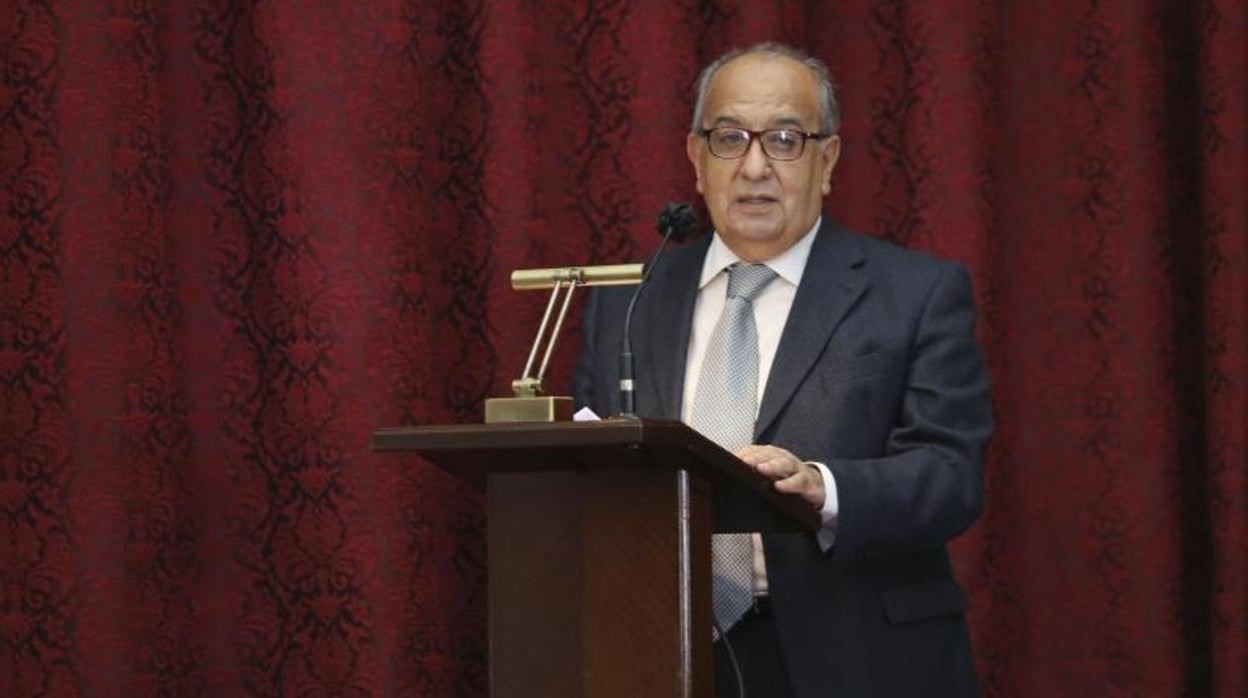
[574,42,992,697]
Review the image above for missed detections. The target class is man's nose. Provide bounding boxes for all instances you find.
[739,138,772,179]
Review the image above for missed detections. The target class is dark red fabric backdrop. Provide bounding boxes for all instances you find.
[2,0,1244,695]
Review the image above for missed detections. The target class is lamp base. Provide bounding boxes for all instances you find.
[484,396,575,423]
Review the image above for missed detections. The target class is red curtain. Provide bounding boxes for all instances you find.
[2,0,1244,695]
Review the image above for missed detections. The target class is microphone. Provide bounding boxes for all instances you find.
[618,202,699,417]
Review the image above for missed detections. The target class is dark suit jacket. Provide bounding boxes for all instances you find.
[572,218,992,697]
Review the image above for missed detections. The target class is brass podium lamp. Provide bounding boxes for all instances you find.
[484,263,643,423]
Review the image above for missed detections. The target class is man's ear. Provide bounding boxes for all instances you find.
[686,132,705,194]
[820,134,842,195]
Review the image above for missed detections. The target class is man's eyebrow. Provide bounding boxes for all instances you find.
[708,115,811,129]
[769,116,806,128]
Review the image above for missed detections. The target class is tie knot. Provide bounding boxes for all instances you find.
[726,263,777,301]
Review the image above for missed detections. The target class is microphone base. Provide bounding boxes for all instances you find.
[484,396,575,423]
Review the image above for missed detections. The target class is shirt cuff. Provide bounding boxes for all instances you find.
[808,461,838,551]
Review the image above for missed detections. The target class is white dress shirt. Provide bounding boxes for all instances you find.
[681,219,839,593]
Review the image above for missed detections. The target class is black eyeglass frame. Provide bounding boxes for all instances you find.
[697,126,833,161]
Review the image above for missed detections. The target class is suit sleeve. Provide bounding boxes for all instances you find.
[826,263,992,557]
[571,288,600,412]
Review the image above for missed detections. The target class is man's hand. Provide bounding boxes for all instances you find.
[736,445,826,510]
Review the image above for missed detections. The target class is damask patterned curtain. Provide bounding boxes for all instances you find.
[1,1,1243,695]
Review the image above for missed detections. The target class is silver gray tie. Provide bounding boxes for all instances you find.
[688,262,778,631]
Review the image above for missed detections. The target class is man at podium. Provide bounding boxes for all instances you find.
[574,42,992,697]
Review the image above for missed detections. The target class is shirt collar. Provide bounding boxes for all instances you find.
[698,216,822,290]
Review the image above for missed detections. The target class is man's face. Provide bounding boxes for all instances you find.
[687,54,841,262]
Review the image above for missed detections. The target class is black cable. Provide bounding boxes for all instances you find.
[712,615,747,698]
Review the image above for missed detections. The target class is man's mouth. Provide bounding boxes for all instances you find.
[736,195,778,206]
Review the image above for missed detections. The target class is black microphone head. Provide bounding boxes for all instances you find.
[656,201,698,242]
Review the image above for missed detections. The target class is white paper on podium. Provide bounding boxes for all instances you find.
[573,407,601,422]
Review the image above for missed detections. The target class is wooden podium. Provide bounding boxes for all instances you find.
[370,419,817,698]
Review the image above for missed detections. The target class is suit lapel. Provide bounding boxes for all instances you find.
[636,234,708,419]
[755,221,867,439]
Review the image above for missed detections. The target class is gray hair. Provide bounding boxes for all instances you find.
[690,42,841,135]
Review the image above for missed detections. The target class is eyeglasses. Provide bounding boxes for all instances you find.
[698,127,831,161]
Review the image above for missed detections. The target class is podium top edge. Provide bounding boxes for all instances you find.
[370,418,690,452]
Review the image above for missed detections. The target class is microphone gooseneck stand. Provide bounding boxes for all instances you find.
[617,201,698,417]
